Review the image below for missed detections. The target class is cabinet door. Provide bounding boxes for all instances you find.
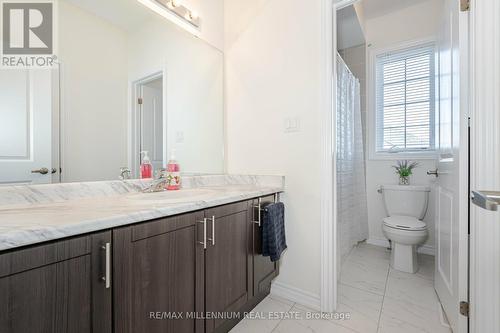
[114,211,205,333]
[251,195,279,300]
[205,201,251,333]
[0,232,112,333]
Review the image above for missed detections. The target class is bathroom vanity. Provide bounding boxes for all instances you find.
[0,175,284,333]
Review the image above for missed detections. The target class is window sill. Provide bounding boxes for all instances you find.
[368,151,438,161]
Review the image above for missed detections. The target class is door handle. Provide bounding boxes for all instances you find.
[197,218,207,249]
[31,168,57,175]
[32,167,49,175]
[207,216,215,246]
[427,169,439,177]
[471,191,500,211]
[101,243,111,289]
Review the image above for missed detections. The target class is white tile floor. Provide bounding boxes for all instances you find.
[230,243,452,333]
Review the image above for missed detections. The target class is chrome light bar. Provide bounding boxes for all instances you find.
[138,0,200,36]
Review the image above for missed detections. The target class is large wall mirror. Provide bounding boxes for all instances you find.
[0,0,224,184]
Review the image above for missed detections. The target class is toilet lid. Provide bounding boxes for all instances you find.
[383,215,427,231]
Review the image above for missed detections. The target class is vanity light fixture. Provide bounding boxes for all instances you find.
[137,0,200,36]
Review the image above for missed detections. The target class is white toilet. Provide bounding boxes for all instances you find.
[381,185,430,273]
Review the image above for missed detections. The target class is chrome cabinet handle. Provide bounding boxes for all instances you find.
[207,216,216,246]
[471,191,500,211]
[252,198,262,227]
[197,218,207,249]
[427,169,439,177]
[101,243,111,289]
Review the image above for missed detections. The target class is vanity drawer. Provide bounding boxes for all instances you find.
[0,235,91,278]
[131,212,200,241]
[205,200,249,218]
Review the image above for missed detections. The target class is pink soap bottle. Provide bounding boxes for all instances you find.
[140,151,153,179]
[166,149,181,190]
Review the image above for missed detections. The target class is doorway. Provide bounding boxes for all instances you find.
[131,72,166,178]
[326,1,470,332]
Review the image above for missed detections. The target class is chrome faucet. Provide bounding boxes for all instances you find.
[119,167,131,180]
[142,168,168,193]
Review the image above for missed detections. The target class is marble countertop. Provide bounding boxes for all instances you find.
[0,175,284,252]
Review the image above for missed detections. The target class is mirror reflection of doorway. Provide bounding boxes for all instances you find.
[0,68,60,185]
[133,73,164,178]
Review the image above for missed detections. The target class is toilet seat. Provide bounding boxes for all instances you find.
[383,215,427,231]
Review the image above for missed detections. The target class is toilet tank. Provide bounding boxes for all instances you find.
[381,185,431,219]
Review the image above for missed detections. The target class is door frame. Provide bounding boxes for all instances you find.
[130,70,167,178]
[457,3,471,333]
[51,63,61,184]
[468,1,500,332]
[319,0,360,313]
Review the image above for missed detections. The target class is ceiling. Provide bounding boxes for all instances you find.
[361,0,436,19]
[63,0,153,31]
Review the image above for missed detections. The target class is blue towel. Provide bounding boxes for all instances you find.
[262,202,287,262]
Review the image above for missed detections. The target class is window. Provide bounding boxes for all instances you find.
[375,42,436,154]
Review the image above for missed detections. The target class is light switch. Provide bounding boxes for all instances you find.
[284,117,301,133]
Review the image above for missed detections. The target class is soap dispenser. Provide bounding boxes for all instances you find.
[166,149,181,190]
[140,151,153,179]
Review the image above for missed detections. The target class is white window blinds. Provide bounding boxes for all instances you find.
[375,42,436,153]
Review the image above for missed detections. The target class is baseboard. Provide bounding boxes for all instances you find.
[366,237,435,256]
[270,281,321,311]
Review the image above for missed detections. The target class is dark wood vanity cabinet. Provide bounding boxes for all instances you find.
[113,211,205,333]
[113,197,280,333]
[0,195,280,333]
[0,231,112,333]
[205,201,252,333]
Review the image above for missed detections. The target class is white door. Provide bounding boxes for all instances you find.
[0,69,56,185]
[139,78,164,172]
[434,0,469,332]
[469,0,500,332]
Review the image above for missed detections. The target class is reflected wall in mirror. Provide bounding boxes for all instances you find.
[0,0,225,185]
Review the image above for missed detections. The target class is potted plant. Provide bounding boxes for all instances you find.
[393,160,419,185]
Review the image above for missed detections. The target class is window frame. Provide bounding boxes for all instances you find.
[368,38,438,160]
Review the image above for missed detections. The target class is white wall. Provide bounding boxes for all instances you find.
[184,0,224,51]
[364,0,443,252]
[364,0,443,50]
[127,16,224,174]
[225,0,323,302]
[59,1,128,182]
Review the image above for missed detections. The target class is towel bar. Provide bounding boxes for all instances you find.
[252,193,281,226]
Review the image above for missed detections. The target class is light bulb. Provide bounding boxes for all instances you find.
[185,10,198,21]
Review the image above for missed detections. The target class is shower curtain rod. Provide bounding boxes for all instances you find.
[337,52,355,77]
